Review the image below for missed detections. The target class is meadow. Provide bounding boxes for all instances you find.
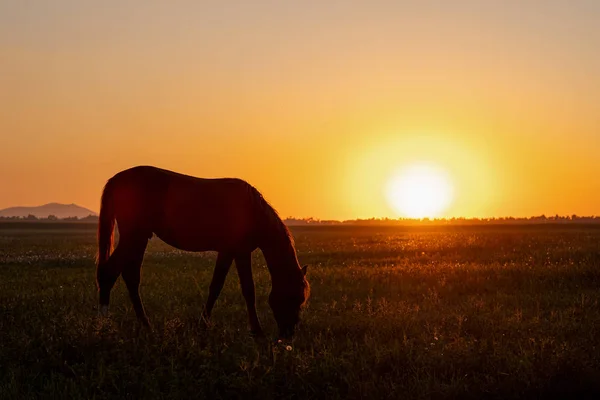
[1,222,600,399]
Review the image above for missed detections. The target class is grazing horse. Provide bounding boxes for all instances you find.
[96,166,309,339]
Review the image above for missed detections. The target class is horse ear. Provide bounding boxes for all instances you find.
[301,265,308,276]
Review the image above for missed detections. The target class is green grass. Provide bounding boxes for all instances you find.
[2,224,600,399]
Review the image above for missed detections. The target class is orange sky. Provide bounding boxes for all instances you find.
[1,2,599,220]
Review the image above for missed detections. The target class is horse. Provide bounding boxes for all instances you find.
[96,166,309,339]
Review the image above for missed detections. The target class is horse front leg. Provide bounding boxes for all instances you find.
[202,252,234,323]
[235,252,264,337]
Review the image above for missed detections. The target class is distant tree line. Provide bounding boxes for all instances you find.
[2,214,599,225]
[0,214,99,222]
[284,215,600,226]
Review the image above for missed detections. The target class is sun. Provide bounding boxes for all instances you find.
[385,163,454,219]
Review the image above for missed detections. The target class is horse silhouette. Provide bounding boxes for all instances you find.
[96,166,309,339]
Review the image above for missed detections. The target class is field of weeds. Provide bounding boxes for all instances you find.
[1,223,600,399]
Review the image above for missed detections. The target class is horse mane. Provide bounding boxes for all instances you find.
[246,182,310,304]
[247,184,295,248]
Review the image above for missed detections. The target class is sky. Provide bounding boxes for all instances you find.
[1,1,599,220]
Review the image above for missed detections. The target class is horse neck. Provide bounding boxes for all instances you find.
[259,230,302,287]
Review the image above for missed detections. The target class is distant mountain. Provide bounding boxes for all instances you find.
[0,203,97,219]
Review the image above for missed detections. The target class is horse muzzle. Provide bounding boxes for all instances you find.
[278,327,295,340]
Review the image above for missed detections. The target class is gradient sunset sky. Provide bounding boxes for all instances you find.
[1,1,599,220]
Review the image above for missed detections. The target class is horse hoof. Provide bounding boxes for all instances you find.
[250,329,265,339]
[98,305,109,317]
[139,318,152,329]
[200,317,212,329]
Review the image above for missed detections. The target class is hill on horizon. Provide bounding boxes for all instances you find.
[0,203,97,219]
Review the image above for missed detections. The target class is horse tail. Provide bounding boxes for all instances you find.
[97,179,116,265]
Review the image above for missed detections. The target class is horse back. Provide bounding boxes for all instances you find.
[109,166,261,252]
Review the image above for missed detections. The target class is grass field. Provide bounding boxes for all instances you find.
[2,223,600,399]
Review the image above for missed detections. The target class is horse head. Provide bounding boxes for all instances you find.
[269,265,309,339]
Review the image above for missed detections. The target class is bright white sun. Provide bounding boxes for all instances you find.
[385,163,454,219]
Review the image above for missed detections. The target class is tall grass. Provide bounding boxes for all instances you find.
[1,224,600,399]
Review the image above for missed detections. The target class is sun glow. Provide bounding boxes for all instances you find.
[386,163,454,219]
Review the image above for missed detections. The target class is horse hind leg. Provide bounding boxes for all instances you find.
[119,234,150,327]
[202,252,234,323]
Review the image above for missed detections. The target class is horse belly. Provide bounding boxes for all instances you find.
[155,211,254,253]
[156,231,220,252]
[154,178,256,252]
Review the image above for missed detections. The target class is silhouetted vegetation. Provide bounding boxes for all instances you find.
[0,214,99,222]
[285,214,600,226]
[2,212,599,226]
